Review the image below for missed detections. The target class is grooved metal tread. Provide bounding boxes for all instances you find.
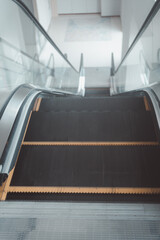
[11,145,160,189]
[39,96,146,112]
[25,111,156,142]
[0,202,160,240]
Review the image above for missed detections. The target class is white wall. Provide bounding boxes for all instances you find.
[36,0,53,31]
[57,0,100,14]
[51,0,58,17]
[101,0,121,17]
[121,0,155,57]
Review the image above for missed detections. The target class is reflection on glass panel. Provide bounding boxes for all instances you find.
[0,0,81,112]
[114,8,160,94]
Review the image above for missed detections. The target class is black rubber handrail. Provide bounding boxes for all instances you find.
[115,0,160,74]
[12,0,79,73]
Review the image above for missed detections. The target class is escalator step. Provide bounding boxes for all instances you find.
[25,111,156,142]
[39,96,146,112]
[10,145,160,189]
[85,88,110,96]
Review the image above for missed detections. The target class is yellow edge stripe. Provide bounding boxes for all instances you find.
[0,168,15,201]
[35,98,42,112]
[22,142,159,146]
[8,186,160,194]
[22,112,32,142]
[144,96,150,111]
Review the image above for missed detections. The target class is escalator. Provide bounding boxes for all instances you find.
[1,0,160,239]
[5,93,160,201]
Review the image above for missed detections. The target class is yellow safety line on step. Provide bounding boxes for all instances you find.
[144,96,150,111]
[35,98,42,112]
[8,186,160,195]
[32,98,38,111]
[0,179,7,200]
[22,141,159,146]
[22,111,32,142]
[0,168,15,201]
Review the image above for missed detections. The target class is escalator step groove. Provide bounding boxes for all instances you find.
[10,145,160,189]
[24,111,156,142]
[85,88,110,97]
[39,96,146,112]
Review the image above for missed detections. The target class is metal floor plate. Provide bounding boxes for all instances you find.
[0,201,160,239]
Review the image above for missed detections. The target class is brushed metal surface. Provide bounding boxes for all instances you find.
[0,86,33,160]
[0,202,160,239]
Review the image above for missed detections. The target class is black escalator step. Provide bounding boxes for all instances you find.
[39,96,146,112]
[6,192,160,203]
[10,145,160,189]
[85,88,110,97]
[25,111,156,142]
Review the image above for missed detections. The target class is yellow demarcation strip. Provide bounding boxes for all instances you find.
[22,111,32,142]
[0,180,7,200]
[22,141,159,146]
[8,186,160,195]
[35,98,42,112]
[0,168,15,201]
[144,96,150,111]
[32,98,39,111]
[33,98,42,111]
